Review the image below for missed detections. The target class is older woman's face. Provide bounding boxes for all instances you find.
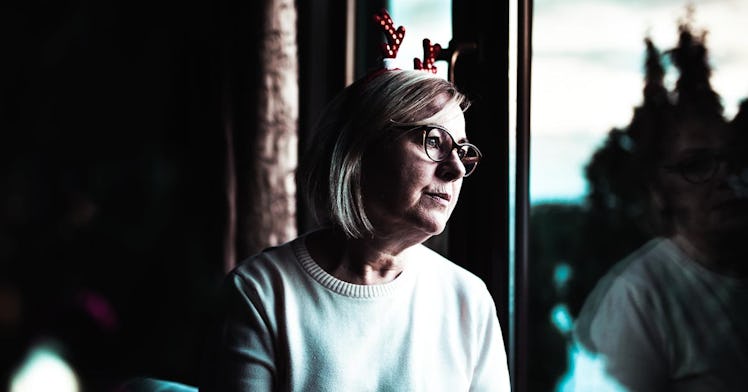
[361,104,467,241]
[658,121,748,241]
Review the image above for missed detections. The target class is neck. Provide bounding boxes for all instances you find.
[307,228,421,285]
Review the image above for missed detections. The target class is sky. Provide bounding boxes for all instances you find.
[532,0,748,203]
[389,0,452,81]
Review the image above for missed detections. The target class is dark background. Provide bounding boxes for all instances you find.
[1,0,232,389]
[0,0,291,389]
[0,0,512,390]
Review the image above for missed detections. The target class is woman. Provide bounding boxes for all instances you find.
[199,68,511,391]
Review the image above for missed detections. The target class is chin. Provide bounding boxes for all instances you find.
[429,226,446,236]
[416,218,447,237]
[397,210,451,238]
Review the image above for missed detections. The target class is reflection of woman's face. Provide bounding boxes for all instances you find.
[360,104,467,242]
[658,121,748,242]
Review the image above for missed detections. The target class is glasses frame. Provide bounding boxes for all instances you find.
[401,124,483,177]
[662,152,729,184]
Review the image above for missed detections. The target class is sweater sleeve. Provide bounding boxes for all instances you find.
[200,272,277,392]
[470,286,512,391]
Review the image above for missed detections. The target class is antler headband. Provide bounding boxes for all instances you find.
[373,9,405,70]
[373,9,442,74]
[414,39,441,74]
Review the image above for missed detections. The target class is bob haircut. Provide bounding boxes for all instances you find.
[298,69,470,238]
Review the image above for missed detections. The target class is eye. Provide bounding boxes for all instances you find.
[425,136,441,149]
[424,129,445,150]
[679,154,716,175]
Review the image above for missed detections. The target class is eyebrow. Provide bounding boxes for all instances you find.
[429,124,469,144]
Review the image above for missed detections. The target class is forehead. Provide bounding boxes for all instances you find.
[668,120,733,154]
[432,103,466,140]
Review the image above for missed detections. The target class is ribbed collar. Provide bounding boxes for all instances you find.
[291,233,416,298]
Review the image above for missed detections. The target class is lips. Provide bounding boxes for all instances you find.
[425,191,451,203]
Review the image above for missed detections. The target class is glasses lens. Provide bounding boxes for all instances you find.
[460,146,480,176]
[424,127,481,176]
[680,154,718,183]
[424,128,451,161]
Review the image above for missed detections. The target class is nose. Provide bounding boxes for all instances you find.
[436,148,466,181]
[718,156,746,179]
[725,163,748,196]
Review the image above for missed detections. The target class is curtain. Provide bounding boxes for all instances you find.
[223,0,299,271]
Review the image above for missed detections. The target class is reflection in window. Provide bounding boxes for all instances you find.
[530,1,748,391]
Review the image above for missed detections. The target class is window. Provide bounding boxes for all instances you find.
[529,1,748,391]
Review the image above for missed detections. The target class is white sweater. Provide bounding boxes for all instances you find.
[200,231,511,391]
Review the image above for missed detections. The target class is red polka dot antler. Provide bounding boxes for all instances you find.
[414,38,442,74]
[373,9,405,69]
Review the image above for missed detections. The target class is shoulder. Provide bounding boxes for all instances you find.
[573,238,679,343]
[408,244,492,301]
[598,238,674,292]
[585,237,677,299]
[222,237,306,302]
[411,244,485,282]
[233,239,298,275]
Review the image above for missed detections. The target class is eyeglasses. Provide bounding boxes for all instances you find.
[663,151,730,184]
[411,125,482,177]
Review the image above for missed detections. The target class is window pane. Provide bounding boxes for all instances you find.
[388,0,452,80]
[530,1,748,391]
